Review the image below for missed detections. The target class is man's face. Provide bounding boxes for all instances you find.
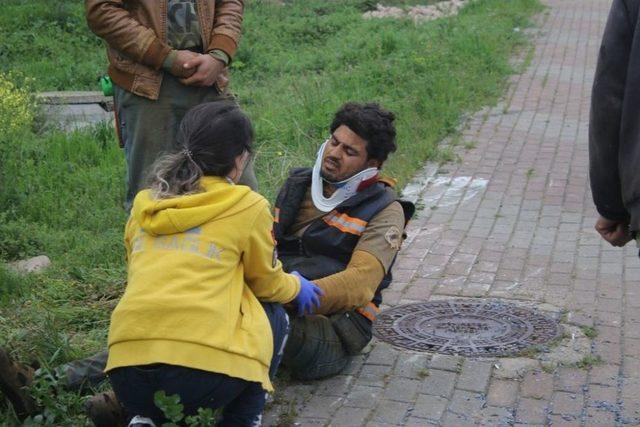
[321,125,380,182]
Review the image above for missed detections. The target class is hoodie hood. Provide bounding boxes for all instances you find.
[132,176,262,236]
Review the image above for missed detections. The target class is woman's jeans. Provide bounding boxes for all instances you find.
[108,303,289,426]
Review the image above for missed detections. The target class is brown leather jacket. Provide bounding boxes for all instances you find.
[85,0,243,100]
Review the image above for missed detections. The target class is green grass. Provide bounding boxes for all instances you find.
[574,354,604,370]
[1,0,542,423]
[580,325,598,339]
[0,2,106,91]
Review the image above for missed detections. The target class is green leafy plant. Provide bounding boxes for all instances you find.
[154,391,217,427]
[575,355,604,370]
[580,326,598,339]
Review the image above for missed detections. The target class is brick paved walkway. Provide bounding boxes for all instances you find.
[264,1,640,425]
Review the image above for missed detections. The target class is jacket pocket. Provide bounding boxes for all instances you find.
[239,294,253,331]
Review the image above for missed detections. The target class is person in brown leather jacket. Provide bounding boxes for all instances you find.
[85,0,255,210]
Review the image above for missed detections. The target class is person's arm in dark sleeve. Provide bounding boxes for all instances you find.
[85,0,172,70]
[589,0,634,222]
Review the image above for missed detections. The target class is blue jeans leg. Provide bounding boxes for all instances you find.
[260,302,290,380]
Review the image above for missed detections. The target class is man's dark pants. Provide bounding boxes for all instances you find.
[282,312,372,380]
[114,74,258,211]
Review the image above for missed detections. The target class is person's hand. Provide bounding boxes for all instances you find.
[291,271,323,317]
[180,54,225,87]
[169,50,199,78]
[595,216,633,247]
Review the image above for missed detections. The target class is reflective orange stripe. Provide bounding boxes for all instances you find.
[323,211,368,236]
[274,207,281,223]
[356,302,380,322]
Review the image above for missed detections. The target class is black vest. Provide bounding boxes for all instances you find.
[273,168,414,307]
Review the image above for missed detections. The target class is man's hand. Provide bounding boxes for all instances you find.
[180,54,225,87]
[169,50,199,78]
[595,216,633,247]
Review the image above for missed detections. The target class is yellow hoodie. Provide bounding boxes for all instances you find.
[106,176,300,391]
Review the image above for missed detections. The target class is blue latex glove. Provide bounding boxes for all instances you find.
[291,271,323,317]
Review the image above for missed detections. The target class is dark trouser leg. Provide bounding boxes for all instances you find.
[113,75,256,211]
[282,315,350,380]
[261,302,289,380]
[109,365,250,425]
[239,154,258,192]
[53,351,108,391]
[218,303,289,426]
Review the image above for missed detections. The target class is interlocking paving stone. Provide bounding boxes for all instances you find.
[354,364,392,388]
[329,407,371,427]
[366,342,400,366]
[393,353,430,378]
[548,416,581,427]
[456,360,493,392]
[382,377,421,403]
[487,379,520,407]
[447,390,486,415]
[555,367,588,393]
[419,369,457,397]
[315,375,355,397]
[516,397,549,424]
[296,418,328,427]
[440,411,477,427]
[299,395,343,419]
[403,417,438,427]
[343,385,383,409]
[411,394,448,421]
[369,400,411,425]
[521,371,554,400]
[551,392,584,416]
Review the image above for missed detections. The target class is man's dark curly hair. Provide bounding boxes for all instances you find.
[329,102,397,164]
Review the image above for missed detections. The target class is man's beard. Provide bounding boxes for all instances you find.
[320,168,340,183]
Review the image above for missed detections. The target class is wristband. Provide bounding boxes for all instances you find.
[208,49,230,66]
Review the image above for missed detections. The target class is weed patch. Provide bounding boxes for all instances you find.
[574,355,604,370]
[580,326,598,339]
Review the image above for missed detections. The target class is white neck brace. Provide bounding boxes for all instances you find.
[311,141,379,212]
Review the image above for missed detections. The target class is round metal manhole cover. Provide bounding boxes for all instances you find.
[373,299,561,357]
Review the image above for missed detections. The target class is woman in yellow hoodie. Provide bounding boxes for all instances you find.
[106,101,322,426]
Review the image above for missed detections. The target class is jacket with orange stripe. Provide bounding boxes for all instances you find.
[273,168,406,308]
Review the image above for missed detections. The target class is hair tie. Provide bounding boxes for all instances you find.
[182,148,194,161]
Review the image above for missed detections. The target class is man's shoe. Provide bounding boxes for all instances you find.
[85,390,126,427]
[0,347,36,419]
